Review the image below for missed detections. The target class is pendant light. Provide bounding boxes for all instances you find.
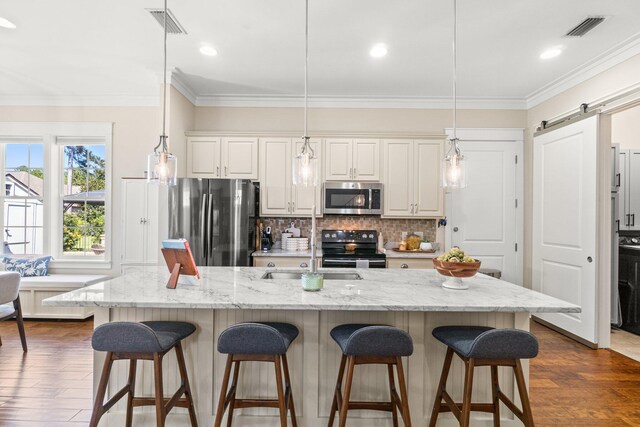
[441,0,466,189]
[147,0,177,186]
[292,0,318,187]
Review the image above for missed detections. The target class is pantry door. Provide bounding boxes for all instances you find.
[447,129,523,286]
[532,114,600,345]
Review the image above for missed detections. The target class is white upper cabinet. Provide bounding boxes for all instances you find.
[260,138,322,217]
[325,138,380,181]
[382,139,443,218]
[186,136,258,179]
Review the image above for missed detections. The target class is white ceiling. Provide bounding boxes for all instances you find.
[1,0,640,108]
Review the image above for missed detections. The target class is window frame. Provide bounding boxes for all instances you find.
[0,122,112,269]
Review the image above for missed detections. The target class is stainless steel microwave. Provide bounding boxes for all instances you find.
[323,182,383,215]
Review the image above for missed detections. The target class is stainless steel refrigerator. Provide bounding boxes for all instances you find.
[168,179,258,266]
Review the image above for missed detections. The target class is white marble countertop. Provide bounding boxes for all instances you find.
[252,249,323,257]
[43,266,579,313]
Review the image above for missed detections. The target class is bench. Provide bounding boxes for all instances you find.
[18,274,110,319]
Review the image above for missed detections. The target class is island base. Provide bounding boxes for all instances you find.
[93,308,531,426]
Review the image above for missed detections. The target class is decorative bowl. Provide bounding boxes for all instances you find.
[433,258,481,290]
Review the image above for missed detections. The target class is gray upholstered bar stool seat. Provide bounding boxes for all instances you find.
[328,324,414,427]
[214,322,299,427]
[429,326,539,427]
[0,272,27,352]
[90,321,198,427]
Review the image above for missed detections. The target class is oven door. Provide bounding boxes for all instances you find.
[322,258,387,268]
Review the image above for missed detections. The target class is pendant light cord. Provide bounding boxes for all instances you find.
[304,0,309,139]
[452,0,457,141]
[162,0,168,151]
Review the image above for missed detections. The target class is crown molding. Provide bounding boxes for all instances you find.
[192,94,527,110]
[526,32,640,109]
[0,95,158,107]
[169,71,197,105]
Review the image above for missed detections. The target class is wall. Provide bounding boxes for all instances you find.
[168,85,196,175]
[194,106,526,134]
[612,104,640,149]
[0,105,161,277]
[526,53,640,289]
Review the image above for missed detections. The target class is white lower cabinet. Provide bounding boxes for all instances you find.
[253,256,317,269]
[260,137,322,217]
[121,178,166,265]
[387,258,434,269]
[382,139,443,218]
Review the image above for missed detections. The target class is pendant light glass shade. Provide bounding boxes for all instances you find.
[293,137,318,186]
[147,138,177,186]
[441,143,466,189]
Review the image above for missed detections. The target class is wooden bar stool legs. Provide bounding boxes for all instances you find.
[214,353,297,427]
[328,355,412,427]
[429,348,535,427]
[89,342,198,427]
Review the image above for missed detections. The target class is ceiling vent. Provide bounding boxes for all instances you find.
[147,9,187,35]
[564,16,605,37]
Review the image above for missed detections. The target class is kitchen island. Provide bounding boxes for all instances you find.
[44,267,578,426]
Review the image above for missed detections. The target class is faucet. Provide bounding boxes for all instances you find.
[309,204,317,273]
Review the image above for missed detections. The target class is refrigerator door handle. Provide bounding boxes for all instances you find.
[207,193,215,260]
[201,194,208,260]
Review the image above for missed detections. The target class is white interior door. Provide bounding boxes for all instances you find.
[533,115,598,344]
[447,129,523,285]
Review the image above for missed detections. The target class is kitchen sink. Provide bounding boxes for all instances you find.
[261,271,363,280]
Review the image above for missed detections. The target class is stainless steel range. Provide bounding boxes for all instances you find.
[321,229,386,268]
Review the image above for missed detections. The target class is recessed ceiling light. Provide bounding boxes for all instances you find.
[369,43,388,58]
[0,16,16,29]
[540,46,563,60]
[199,45,218,57]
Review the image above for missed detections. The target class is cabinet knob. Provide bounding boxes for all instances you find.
[401,263,409,269]
[216,166,220,177]
[267,262,275,267]
[300,262,308,268]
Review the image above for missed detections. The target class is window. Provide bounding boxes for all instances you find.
[3,141,45,255]
[62,144,106,257]
[0,123,112,267]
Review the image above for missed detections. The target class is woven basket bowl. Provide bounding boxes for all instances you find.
[433,259,481,278]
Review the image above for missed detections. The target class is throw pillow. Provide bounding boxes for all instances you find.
[2,256,52,277]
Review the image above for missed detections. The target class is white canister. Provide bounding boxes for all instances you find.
[420,242,433,251]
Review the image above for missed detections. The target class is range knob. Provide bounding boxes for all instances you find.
[633,238,639,244]
[331,233,337,238]
[324,233,330,238]
[369,234,374,239]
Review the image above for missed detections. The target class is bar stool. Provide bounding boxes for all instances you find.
[90,321,198,427]
[429,326,539,427]
[328,324,414,427]
[214,322,299,427]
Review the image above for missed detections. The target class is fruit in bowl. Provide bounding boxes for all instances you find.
[433,247,481,290]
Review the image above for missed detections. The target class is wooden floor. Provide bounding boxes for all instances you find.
[0,319,639,426]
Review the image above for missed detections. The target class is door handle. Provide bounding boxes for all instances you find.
[410,204,414,214]
[414,203,418,213]
[616,219,620,233]
[616,173,621,187]
[633,214,636,227]
[627,214,631,227]
[292,202,295,212]
[300,262,308,268]
[353,168,356,178]
[267,262,275,267]
[349,168,353,179]
[401,263,409,269]
[587,256,593,263]
[216,166,220,177]
[224,166,228,176]
[288,202,291,213]
[453,227,459,232]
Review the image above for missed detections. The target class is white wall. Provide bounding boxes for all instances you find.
[612,104,640,149]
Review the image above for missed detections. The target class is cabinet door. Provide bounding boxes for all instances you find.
[260,138,292,216]
[122,179,147,264]
[628,150,640,229]
[325,138,353,181]
[187,137,221,177]
[382,139,414,217]
[222,137,259,179]
[620,150,628,229]
[387,258,434,269]
[253,256,313,268]
[353,139,380,181]
[612,144,620,192]
[292,139,322,216]
[414,140,444,217]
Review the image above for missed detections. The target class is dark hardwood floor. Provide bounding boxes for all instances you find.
[0,318,639,426]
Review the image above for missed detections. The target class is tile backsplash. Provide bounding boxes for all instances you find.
[261,216,436,245]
